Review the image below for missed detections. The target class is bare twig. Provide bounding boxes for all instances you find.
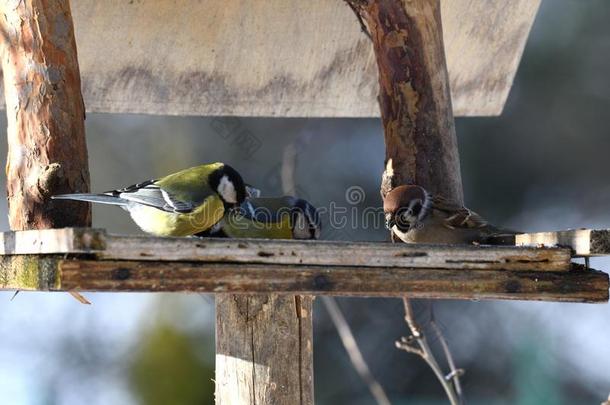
[69,292,91,305]
[429,310,464,402]
[322,297,391,405]
[396,298,461,405]
[8,290,90,304]
[281,142,298,196]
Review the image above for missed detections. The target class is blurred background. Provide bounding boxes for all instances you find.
[1,0,609,404]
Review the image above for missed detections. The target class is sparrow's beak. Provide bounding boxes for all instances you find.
[385,216,395,230]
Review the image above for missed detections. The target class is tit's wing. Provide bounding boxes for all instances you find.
[431,195,489,230]
[151,165,221,211]
[109,180,197,213]
[53,180,200,213]
[55,164,222,214]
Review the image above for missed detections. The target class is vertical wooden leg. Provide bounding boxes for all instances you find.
[215,294,314,405]
[0,0,90,230]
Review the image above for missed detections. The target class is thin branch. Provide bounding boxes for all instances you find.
[429,310,464,402]
[396,298,461,405]
[69,292,91,305]
[322,297,391,405]
[281,142,298,196]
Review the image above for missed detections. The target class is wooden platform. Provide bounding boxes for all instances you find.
[0,228,607,303]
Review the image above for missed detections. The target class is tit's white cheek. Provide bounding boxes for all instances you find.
[218,175,237,203]
[292,213,311,240]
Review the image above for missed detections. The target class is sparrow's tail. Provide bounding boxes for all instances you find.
[52,193,129,206]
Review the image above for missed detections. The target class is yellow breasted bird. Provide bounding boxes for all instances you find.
[199,196,321,240]
[53,163,246,237]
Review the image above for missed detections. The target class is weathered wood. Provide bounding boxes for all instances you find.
[0,255,59,290]
[0,0,539,117]
[515,229,610,257]
[348,0,462,200]
[0,228,573,271]
[215,295,314,405]
[0,0,91,229]
[0,228,105,255]
[1,257,606,303]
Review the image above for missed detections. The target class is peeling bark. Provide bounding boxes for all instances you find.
[348,0,463,203]
[0,0,90,230]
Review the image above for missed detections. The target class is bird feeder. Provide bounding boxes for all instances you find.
[0,1,607,404]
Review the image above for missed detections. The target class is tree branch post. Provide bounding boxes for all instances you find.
[347,0,462,201]
[0,0,91,230]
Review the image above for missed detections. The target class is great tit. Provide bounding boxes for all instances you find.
[200,196,321,240]
[53,162,246,237]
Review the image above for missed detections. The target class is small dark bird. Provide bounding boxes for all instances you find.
[200,196,320,240]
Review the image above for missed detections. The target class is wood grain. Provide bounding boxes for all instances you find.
[0,228,572,271]
[0,258,605,303]
[0,0,91,230]
[0,0,540,117]
[215,294,314,405]
[356,0,463,201]
[516,229,610,257]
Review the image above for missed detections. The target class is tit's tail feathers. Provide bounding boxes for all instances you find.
[52,193,129,206]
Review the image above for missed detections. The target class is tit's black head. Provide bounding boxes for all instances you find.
[209,164,246,208]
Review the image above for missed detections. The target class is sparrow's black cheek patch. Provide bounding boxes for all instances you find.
[412,202,422,216]
[395,210,411,231]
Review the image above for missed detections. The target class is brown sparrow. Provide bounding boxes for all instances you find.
[383,185,516,244]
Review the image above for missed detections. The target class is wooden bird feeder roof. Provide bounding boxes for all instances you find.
[0,0,541,117]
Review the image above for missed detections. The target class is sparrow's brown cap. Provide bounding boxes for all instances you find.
[383,185,427,214]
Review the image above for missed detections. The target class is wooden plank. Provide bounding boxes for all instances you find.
[0,0,539,117]
[103,236,571,271]
[0,258,604,303]
[215,295,314,405]
[0,228,105,255]
[516,229,610,257]
[0,229,572,271]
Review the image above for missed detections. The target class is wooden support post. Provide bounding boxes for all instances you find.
[0,0,90,230]
[348,0,462,200]
[215,295,314,404]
